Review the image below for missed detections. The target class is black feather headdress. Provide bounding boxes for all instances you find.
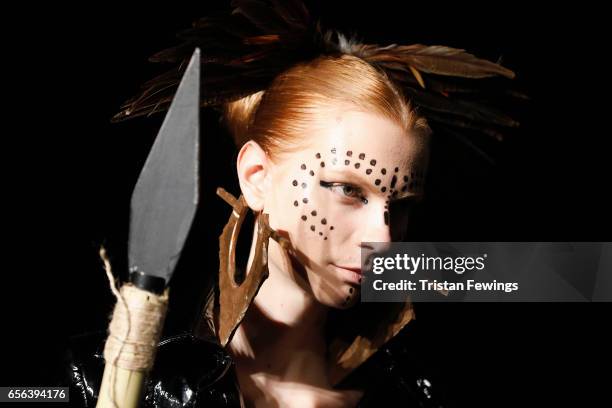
[113,0,523,160]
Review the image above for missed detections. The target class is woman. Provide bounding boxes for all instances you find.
[218,54,430,406]
[67,1,516,406]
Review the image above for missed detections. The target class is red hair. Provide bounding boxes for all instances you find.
[224,54,430,157]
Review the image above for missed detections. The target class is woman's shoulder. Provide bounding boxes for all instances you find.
[65,331,243,407]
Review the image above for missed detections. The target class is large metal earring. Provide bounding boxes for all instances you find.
[214,187,288,346]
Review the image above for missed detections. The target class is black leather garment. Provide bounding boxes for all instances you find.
[65,330,445,407]
[66,332,241,407]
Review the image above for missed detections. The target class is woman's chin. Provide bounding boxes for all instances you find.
[313,287,360,309]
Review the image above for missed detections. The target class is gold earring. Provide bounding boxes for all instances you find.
[214,187,288,346]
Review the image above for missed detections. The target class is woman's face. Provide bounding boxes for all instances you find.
[248,110,427,309]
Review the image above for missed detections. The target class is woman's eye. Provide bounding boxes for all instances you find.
[340,185,358,197]
[320,181,367,203]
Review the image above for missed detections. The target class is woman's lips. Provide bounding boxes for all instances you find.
[332,264,362,285]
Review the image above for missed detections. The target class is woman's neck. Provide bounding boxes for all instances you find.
[228,240,330,385]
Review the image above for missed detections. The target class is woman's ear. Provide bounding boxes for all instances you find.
[236,140,271,212]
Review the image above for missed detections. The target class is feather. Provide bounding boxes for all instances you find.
[433,123,496,165]
[422,110,509,142]
[409,66,426,89]
[268,0,310,31]
[365,44,515,79]
[231,0,290,34]
[112,0,522,166]
[403,87,520,128]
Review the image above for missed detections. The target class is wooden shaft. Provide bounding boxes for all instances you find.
[96,284,169,408]
[96,365,146,408]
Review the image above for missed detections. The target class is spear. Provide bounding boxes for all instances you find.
[96,48,200,408]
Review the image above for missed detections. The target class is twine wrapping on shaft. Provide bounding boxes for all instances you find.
[100,247,169,372]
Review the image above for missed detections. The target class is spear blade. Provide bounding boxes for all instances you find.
[128,48,200,291]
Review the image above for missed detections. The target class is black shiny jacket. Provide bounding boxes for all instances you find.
[65,329,445,407]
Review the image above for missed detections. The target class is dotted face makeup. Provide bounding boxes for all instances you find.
[291,148,425,241]
[343,283,361,306]
[292,156,335,240]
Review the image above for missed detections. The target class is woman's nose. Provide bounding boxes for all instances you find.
[360,204,392,244]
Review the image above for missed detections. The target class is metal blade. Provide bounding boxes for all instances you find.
[128,48,200,286]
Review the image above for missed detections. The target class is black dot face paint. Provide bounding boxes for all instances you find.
[293,151,342,242]
[390,175,397,189]
[292,148,426,245]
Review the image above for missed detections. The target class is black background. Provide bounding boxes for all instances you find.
[3,1,611,407]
